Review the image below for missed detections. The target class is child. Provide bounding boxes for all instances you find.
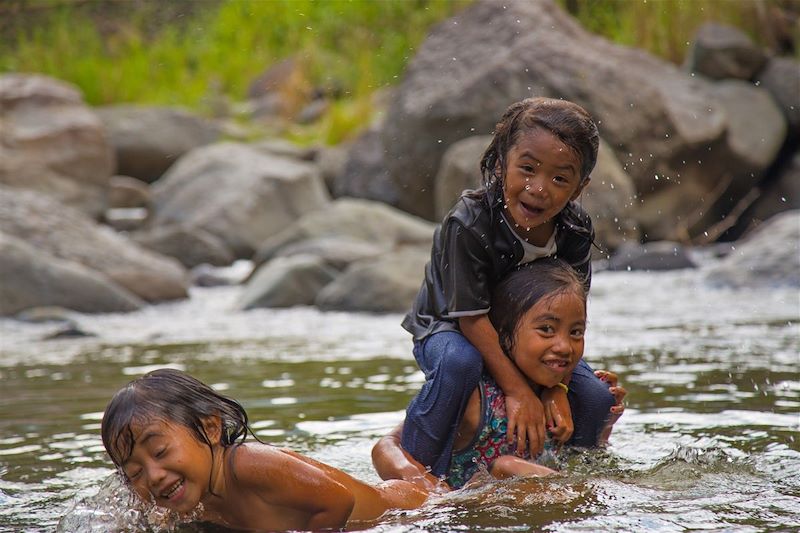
[376,259,626,489]
[401,97,616,478]
[101,369,427,531]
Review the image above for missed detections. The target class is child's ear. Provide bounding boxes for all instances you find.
[570,177,590,201]
[201,416,223,444]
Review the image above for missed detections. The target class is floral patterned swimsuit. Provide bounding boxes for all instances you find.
[447,373,553,488]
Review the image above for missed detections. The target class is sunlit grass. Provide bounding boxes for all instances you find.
[558,0,795,64]
[0,0,469,144]
[1,0,791,145]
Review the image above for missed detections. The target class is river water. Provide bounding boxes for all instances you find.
[1,266,798,532]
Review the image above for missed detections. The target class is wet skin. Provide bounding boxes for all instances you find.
[455,289,586,451]
[119,418,426,530]
[502,127,588,246]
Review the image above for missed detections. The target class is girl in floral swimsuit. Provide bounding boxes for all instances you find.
[373,258,626,490]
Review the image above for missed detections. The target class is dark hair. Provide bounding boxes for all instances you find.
[489,258,587,357]
[101,368,249,476]
[479,97,599,202]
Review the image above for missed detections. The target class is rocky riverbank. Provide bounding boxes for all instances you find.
[1,0,797,317]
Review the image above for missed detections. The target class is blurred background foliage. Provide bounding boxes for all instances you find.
[1,0,796,145]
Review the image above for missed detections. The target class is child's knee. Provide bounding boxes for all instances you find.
[439,346,482,383]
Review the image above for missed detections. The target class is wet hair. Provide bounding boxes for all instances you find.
[101,368,250,475]
[479,97,599,202]
[489,258,587,358]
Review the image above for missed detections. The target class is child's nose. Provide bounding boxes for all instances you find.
[551,333,573,356]
[144,462,166,489]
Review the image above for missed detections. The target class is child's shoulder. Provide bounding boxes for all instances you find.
[446,190,492,227]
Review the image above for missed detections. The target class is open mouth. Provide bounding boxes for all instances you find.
[161,479,185,500]
[543,359,569,371]
[519,200,544,219]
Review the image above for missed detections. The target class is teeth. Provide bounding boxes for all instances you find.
[163,480,182,499]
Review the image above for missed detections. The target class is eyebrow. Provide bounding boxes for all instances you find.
[533,314,586,325]
[120,430,162,466]
[517,151,577,173]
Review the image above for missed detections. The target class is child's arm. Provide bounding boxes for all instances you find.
[234,445,355,530]
[541,385,573,445]
[459,314,546,456]
[372,423,450,492]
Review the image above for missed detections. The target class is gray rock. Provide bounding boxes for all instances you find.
[0,74,115,218]
[150,142,331,258]
[685,22,768,80]
[133,225,235,268]
[750,151,800,223]
[0,186,188,302]
[606,241,697,272]
[272,236,386,271]
[333,127,401,207]
[0,232,144,316]
[314,143,349,195]
[434,136,491,221]
[710,80,786,173]
[755,56,800,135]
[253,198,435,267]
[97,105,221,183]
[704,210,800,287]
[315,247,429,313]
[250,138,317,161]
[108,175,151,209]
[581,141,640,256]
[237,254,338,309]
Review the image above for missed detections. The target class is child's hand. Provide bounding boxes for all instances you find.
[595,370,627,445]
[541,385,573,445]
[505,387,546,457]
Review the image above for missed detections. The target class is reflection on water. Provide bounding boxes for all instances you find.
[0,269,798,532]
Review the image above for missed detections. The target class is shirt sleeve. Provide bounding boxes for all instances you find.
[438,218,492,317]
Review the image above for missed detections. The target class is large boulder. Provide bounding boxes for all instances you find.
[433,135,491,221]
[96,105,221,183]
[149,142,331,258]
[704,210,800,288]
[237,255,338,310]
[0,232,144,316]
[380,0,773,242]
[684,22,768,81]
[580,141,640,255]
[662,80,787,237]
[0,74,115,218]
[0,186,188,302]
[253,198,435,267]
[332,127,401,207]
[315,246,429,313]
[132,225,235,269]
[755,56,800,136]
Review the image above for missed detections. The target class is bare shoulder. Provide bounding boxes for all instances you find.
[227,443,298,488]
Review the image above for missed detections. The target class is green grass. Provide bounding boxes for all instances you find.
[558,0,797,64]
[1,0,793,145]
[1,0,469,144]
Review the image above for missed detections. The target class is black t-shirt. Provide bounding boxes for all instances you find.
[401,191,594,340]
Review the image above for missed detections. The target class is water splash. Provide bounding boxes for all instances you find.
[57,475,205,533]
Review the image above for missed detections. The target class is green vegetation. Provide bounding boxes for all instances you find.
[558,0,797,64]
[0,0,469,144]
[1,0,794,145]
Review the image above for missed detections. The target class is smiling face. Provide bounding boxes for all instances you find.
[501,127,588,246]
[508,289,586,388]
[120,418,218,515]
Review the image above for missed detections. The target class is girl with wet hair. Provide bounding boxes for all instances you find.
[400,97,615,479]
[376,259,626,489]
[101,368,427,531]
